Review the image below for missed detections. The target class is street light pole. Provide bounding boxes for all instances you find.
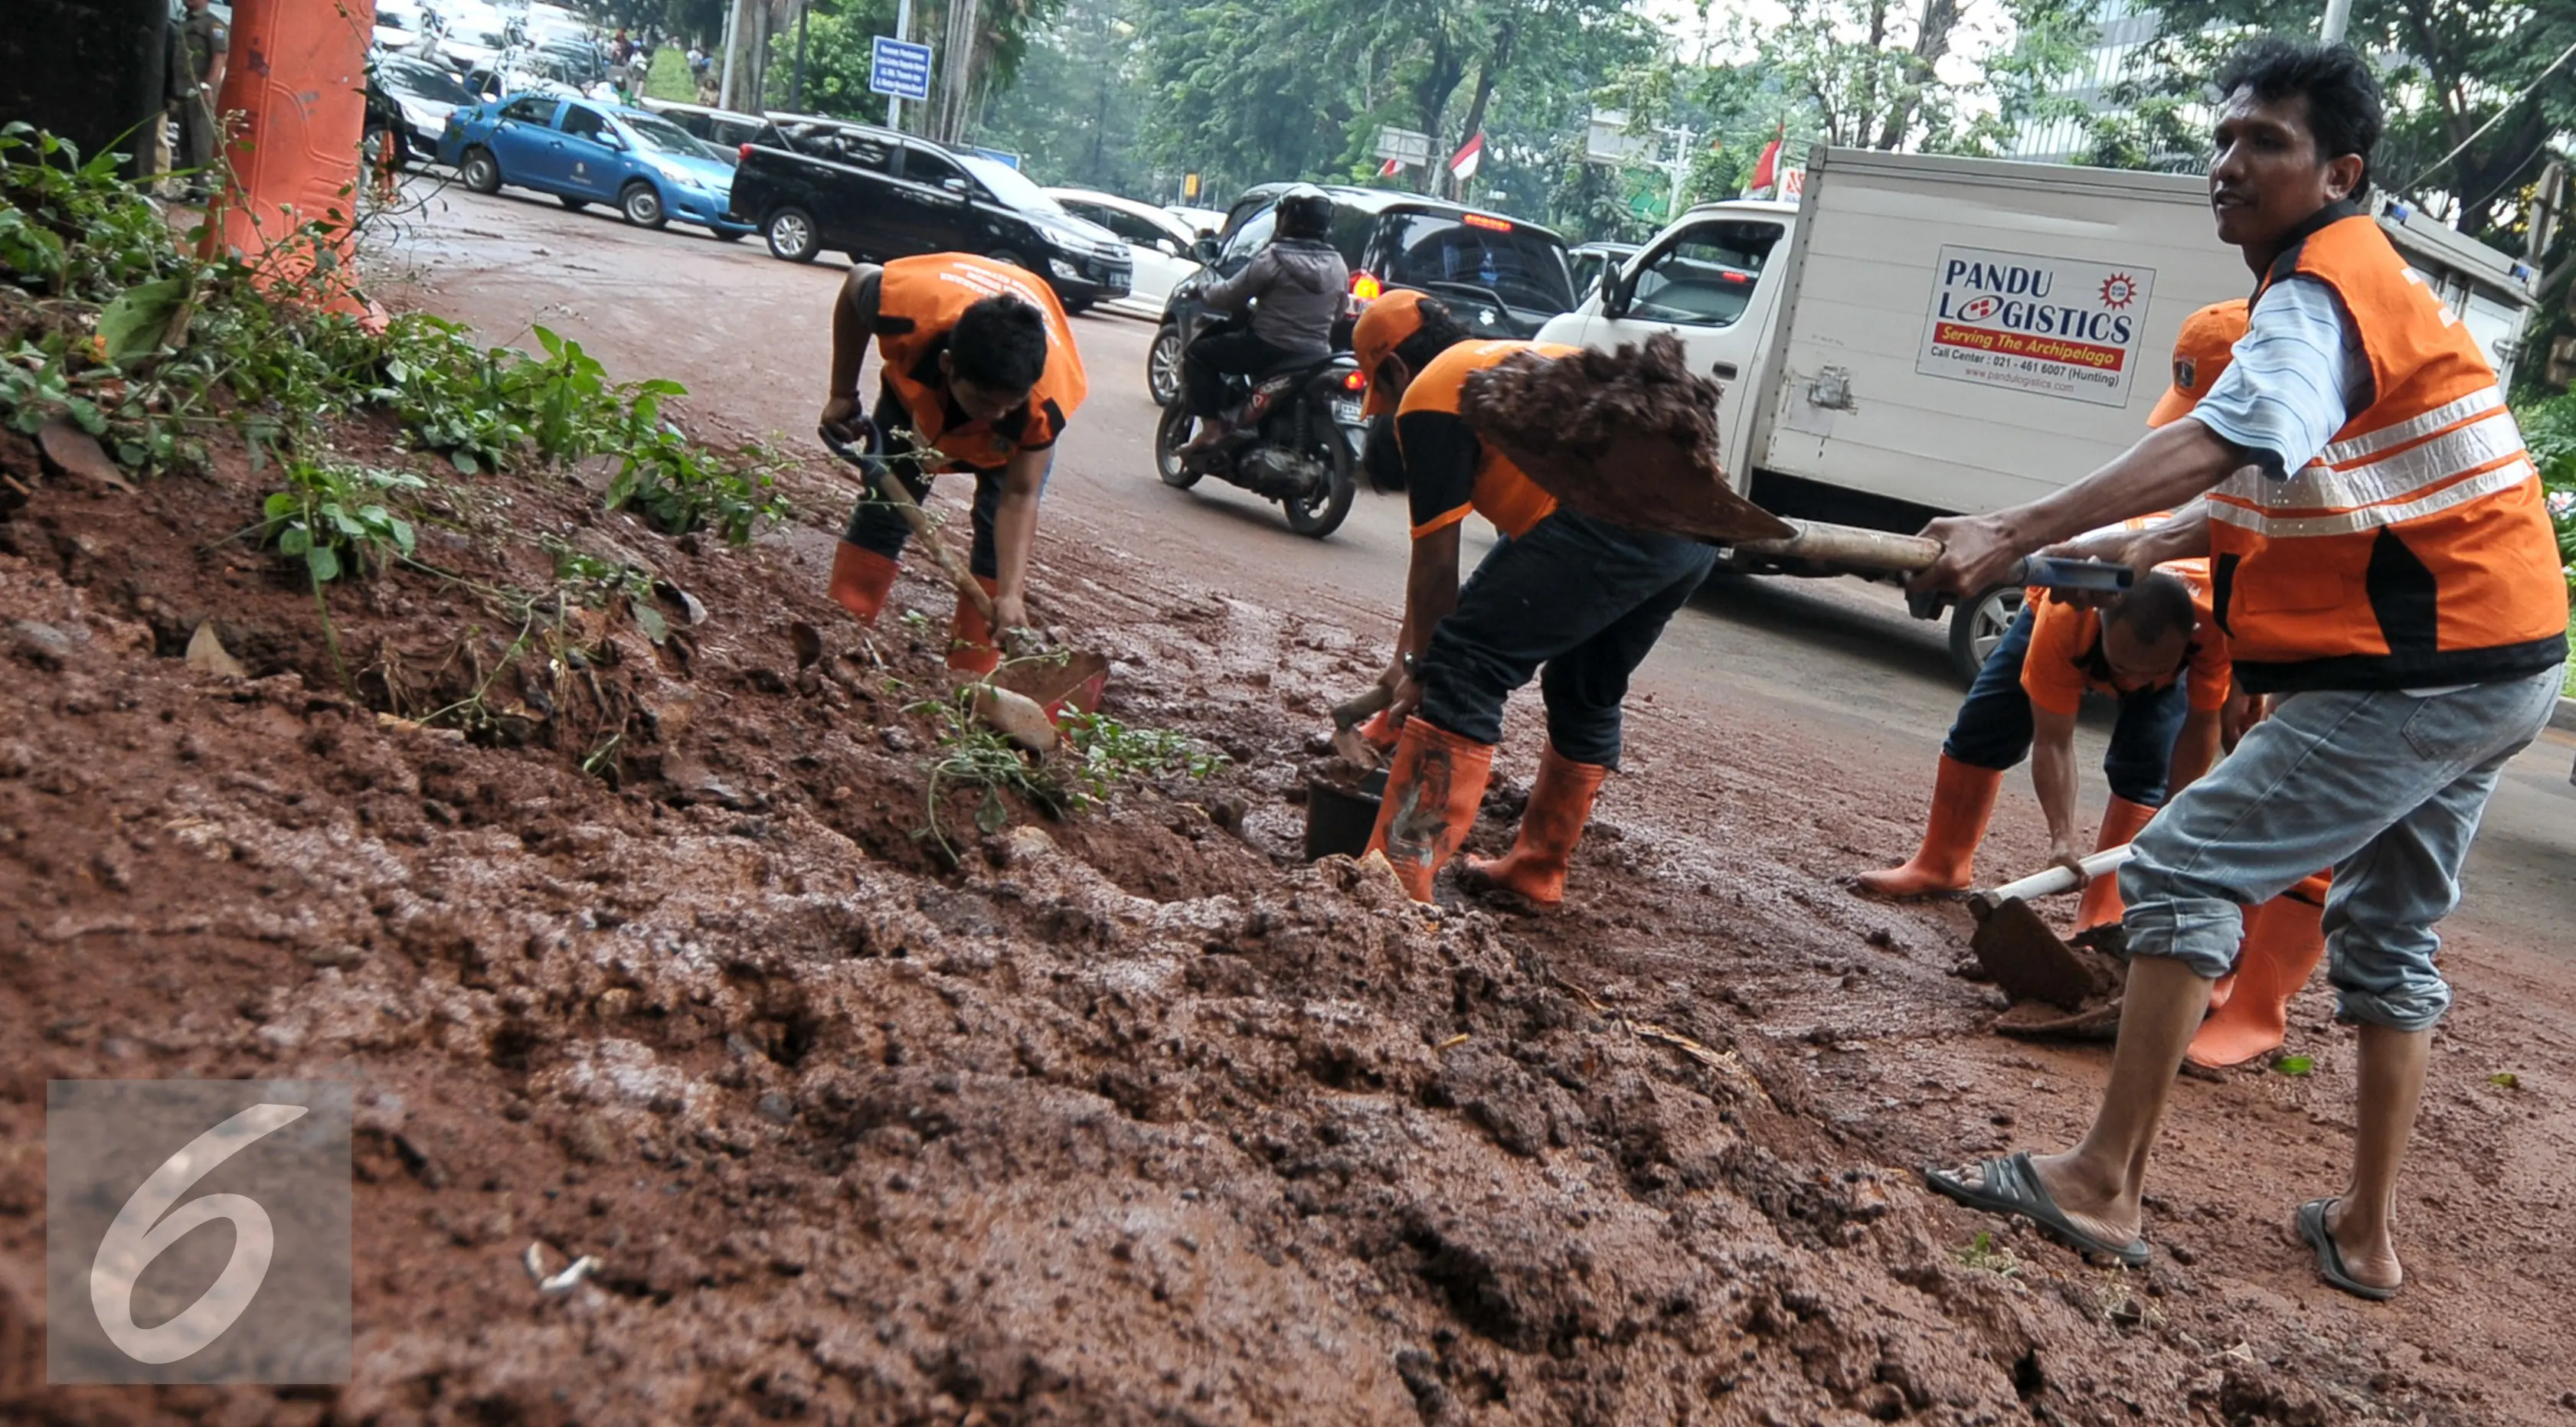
[790,0,809,111]
[2321,0,2352,44]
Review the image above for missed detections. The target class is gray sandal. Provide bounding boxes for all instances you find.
[1923,1151,2150,1268]
[2295,1197,2398,1301]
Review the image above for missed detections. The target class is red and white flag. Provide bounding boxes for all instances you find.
[1378,157,1404,178]
[1745,124,1784,196]
[1447,132,1485,183]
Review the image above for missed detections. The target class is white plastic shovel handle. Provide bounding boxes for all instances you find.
[1986,844,2136,903]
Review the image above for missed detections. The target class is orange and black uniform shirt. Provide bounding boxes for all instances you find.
[1394,341,1577,540]
[874,253,1090,472]
[2021,560,2233,717]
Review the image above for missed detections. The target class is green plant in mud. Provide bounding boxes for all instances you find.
[0,125,791,549]
[251,455,427,689]
[910,677,1225,852]
[1954,1231,2021,1277]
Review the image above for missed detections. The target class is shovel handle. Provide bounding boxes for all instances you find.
[1979,844,2136,906]
[820,426,995,625]
[1732,521,1943,570]
[1332,682,1394,731]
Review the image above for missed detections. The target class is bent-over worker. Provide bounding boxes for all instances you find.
[1917,39,2567,1299]
[1354,291,1717,907]
[822,253,1089,674]
[1861,299,2247,932]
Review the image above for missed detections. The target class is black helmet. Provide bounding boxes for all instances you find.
[1276,184,1333,240]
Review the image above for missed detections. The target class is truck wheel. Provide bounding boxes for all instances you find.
[459,147,502,194]
[766,207,819,262]
[1146,326,1182,408]
[1949,584,2025,685]
[619,181,667,229]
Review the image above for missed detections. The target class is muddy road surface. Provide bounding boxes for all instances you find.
[0,179,2570,1425]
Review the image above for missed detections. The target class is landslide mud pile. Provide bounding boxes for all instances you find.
[0,395,2545,1423]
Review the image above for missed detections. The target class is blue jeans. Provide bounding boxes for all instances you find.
[1943,605,2192,806]
[2118,668,2560,1030]
[1416,509,1717,767]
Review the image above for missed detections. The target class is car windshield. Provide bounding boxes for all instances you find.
[1381,213,1574,316]
[960,155,1060,214]
[381,59,476,105]
[621,114,716,161]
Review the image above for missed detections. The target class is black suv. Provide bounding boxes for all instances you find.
[1147,184,1577,406]
[725,115,1133,312]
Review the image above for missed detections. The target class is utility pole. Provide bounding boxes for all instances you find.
[887,0,912,128]
[2321,0,2351,44]
[717,0,739,110]
[1655,122,1697,220]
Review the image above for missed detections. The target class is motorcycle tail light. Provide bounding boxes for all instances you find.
[1342,369,1366,391]
[1350,273,1382,302]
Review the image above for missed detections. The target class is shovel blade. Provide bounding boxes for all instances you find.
[1969,897,2098,1011]
[993,648,1111,719]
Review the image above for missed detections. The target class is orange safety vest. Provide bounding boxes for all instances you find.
[874,254,1089,472]
[2208,207,2568,691]
[1397,340,1576,540]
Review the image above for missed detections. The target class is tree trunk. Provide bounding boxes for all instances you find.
[1874,0,1959,151]
[1447,20,1515,201]
[1412,31,1463,194]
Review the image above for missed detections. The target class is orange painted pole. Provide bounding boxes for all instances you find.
[201,0,375,315]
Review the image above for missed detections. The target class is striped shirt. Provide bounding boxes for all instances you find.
[2184,277,2369,482]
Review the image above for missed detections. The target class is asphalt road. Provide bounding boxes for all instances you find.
[376,178,2576,952]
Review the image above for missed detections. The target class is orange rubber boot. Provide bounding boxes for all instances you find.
[1463,745,1609,908]
[2073,795,2158,932]
[1358,707,1400,753]
[2186,874,2329,1069]
[948,576,1002,675]
[1363,719,1496,903]
[1855,754,2002,899]
[829,543,900,624]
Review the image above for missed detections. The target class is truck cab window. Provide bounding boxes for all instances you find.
[1626,221,1783,328]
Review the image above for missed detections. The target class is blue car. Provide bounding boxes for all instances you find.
[438,93,751,239]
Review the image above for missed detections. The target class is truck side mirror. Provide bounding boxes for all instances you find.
[1602,276,1631,320]
[1191,237,1220,264]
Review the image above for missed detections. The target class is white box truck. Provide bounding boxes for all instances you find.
[1535,146,2541,681]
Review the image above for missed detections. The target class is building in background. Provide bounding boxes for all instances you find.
[2008,0,2165,163]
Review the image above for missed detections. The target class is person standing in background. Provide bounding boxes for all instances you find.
[175,0,228,202]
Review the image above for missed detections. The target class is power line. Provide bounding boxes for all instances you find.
[2398,34,2576,194]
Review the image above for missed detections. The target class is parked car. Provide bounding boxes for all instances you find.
[642,100,764,158]
[364,54,479,166]
[1164,204,1228,237]
[1565,240,1640,302]
[430,2,515,72]
[1044,188,1201,319]
[370,0,440,54]
[726,115,1133,312]
[1146,184,1576,407]
[439,93,753,238]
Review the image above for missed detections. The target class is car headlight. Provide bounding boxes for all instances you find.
[1048,256,1080,280]
[656,162,701,188]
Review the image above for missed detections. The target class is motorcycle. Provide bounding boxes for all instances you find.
[1153,319,1367,540]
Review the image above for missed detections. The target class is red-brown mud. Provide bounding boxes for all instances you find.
[4,298,2574,1427]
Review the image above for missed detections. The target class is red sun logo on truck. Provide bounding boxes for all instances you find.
[2099,273,2140,309]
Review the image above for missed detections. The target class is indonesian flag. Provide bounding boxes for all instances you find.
[1746,125,1785,195]
[1379,157,1403,178]
[1447,132,1485,183]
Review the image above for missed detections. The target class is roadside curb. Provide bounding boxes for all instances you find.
[2555,697,2576,734]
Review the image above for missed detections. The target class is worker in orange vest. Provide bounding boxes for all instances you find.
[1916,40,2567,1300]
[820,254,1089,673]
[1858,301,2247,931]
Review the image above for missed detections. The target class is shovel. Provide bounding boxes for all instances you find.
[1728,523,2136,611]
[1966,846,2134,1011]
[819,426,1107,751]
[1329,683,1394,766]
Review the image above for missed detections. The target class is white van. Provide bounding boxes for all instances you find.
[1537,147,2540,680]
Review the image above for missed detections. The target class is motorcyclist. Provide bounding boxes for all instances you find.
[1178,184,1350,456]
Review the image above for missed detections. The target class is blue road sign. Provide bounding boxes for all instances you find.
[869,37,933,103]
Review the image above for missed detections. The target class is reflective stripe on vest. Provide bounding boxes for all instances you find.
[2206,209,2567,692]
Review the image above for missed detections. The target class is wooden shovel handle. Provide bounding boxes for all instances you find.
[1983,844,2136,904]
[822,425,995,624]
[1332,683,1394,731]
[1731,520,1944,570]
